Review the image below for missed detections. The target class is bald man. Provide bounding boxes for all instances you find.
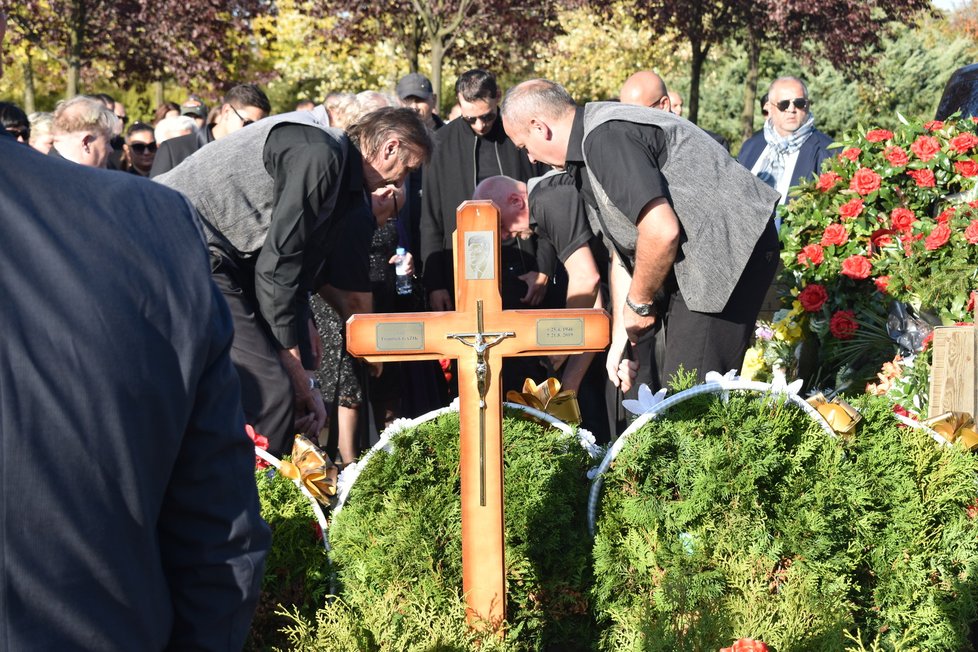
[619,70,729,151]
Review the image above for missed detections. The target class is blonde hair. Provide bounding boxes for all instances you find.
[53,96,115,139]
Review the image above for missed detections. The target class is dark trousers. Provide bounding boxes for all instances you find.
[210,252,295,457]
[657,220,779,385]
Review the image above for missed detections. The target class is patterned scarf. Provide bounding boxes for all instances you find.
[756,112,816,189]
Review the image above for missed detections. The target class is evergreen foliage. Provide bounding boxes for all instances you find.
[591,392,978,651]
[293,411,596,651]
[247,468,330,651]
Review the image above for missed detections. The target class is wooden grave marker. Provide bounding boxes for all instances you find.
[346,200,609,630]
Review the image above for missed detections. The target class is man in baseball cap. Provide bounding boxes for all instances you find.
[396,72,442,131]
[179,94,209,128]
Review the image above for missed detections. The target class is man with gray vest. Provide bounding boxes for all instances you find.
[501,79,780,389]
[157,106,432,455]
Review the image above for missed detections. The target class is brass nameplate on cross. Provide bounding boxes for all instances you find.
[375,322,425,351]
[536,318,585,347]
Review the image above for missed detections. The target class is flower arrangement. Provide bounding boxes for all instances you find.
[746,115,978,404]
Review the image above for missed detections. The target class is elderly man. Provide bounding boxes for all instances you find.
[157,105,432,456]
[50,95,114,168]
[420,69,542,312]
[150,83,271,177]
[0,12,269,649]
[501,79,780,389]
[738,76,834,212]
[396,72,444,131]
[620,70,729,151]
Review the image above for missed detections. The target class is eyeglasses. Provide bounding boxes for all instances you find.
[229,104,255,127]
[129,142,158,154]
[461,109,497,125]
[774,98,810,112]
[6,126,30,141]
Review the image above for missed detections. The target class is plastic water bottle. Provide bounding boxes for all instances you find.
[395,247,413,296]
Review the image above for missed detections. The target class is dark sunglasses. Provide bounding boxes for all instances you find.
[230,104,255,127]
[129,142,158,154]
[775,98,810,112]
[6,126,30,141]
[461,109,497,125]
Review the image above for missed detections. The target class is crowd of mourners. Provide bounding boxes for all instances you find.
[2,67,835,462]
[3,0,845,638]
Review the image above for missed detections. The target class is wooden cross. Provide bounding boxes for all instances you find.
[346,201,609,630]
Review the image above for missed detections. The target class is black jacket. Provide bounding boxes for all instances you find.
[419,116,541,294]
[149,125,215,178]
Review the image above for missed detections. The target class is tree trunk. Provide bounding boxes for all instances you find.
[406,18,422,73]
[66,0,85,98]
[430,38,445,115]
[687,40,707,125]
[22,52,36,114]
[153,80,164,108]
[740,32,761,144]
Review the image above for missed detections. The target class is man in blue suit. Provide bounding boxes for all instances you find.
[738,76,834,226]
[0,13,269,650]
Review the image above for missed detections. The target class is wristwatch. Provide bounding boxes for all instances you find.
[625,295,657,317]
[308,376,322,391]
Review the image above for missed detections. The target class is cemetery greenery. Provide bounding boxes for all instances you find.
[250,378,978,650]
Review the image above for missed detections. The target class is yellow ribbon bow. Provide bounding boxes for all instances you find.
[277,435,338,505]
[506,377,582,424]
[923,412,978,451]
[806,393,862,435]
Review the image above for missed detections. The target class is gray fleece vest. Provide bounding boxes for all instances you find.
[582,102,779,313]
[156,106,348,256]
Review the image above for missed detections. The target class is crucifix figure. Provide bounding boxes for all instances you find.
[346,201,609,631]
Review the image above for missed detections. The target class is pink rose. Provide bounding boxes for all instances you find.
[821,223,849,247]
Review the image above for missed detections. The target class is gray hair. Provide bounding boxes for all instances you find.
[52,96,115,139]
[501,79,576,128]
[154,115,197,143]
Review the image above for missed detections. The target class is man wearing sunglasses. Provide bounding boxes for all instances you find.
[150,83,271,178]
[420,68,545,313]
[738,76,834,217]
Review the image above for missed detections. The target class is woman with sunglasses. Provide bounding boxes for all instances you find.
[1,101,30,144]
[119,122,158,177]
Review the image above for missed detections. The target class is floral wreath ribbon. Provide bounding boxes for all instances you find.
[506,377,581,424]
[806,393,862,435]
[277,435,339,505]
[923,412,978,451]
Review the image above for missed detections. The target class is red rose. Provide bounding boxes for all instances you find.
[910,135,941,161]
[924,120,945,131]
[870,228,895,251]
[893,404,910,418]
[838,198,864,219]
[821,223,849,246]
[841,254,872,279]
[937,207,955,223]
[925,222,951,250]
[884,146,908,167]
[967,290,978,313]
[875,275,890,292]
[801,243,824,265]
[949,133,978,153]
[907,168,936,187]
[839,147,862,162]
[965,220,978,244]
[866,129,894,142]
[816,172,842,192]
[830,310,859,339]
[730,639,769,652]
[849,167,881,195]
[890,207,917,232]
[955,159,978,177]
[798,283,828,311]
[922,331,934,350]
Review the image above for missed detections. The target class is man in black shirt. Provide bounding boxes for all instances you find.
[420,69,542,311]
[157,106,433,455]
[501,79,779,390]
